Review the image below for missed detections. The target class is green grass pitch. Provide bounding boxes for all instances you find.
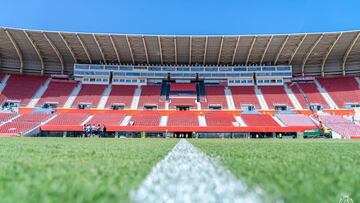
[0,138,359,203]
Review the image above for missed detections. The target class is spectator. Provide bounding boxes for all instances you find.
[97,124,101,138]
[102,124,107,137]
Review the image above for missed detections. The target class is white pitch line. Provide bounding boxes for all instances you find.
[131,139,264,203]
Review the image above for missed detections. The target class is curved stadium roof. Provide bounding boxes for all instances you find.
[0,27,359,77]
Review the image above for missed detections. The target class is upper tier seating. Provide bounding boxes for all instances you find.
[167,113,199,126]
[170,83,196,91]
[46,113,90,126]
[37,80,78,107]
[289,82,328,109]
[0,74,47,106]
[259,86,293,109]
[130,113,161,126]
[205,113,235,126]
[230,86,260,109]
[86,113,125,126]
[169,98,197,109]
[105,85,136,109]
[317,77,360,107]
[320,115,360,138]
[275,114,316,127]
[201,86,227,109]
[72,84,106,108]
[241,114,280,126]
[138,86,165,109]
[0,113,16,122]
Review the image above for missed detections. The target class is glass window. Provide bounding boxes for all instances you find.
[233,67,247,71]
[262,67,276,71]
[277,79,283,83]
[177,67,190,71]
[140,79,146,83]
[212,73,226,77]
[113,72,126,76]
[191,67,204,72]
[96,78,102,82]
[120,79,125,82]
[205,67,218,72]
[163,67,175,71]
[119,66,133,71]
[75,64,89,70]
[141,72,155,77]
[248,67,261,71]
[240,73,253,77]
[199,73,212,77]
[183,73,196,77]
[134,66,147,70]
[126,79,131,83]
[83,78,89,81]
[247,80,252,83]
[155,73,166,77]
[126,72,141,76]
[148,67,162,71]
[132,79,137,83]
[219,67,232,72]
[105,66,118,71]
[226,73,240,77]
[171,73,183,77]
[90,65,103,70]
[276,66,291,71]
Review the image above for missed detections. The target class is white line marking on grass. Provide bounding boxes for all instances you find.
[131,139,264,203]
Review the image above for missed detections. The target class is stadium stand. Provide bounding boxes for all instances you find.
[0,113,16,122]
[275,114,317,127]
[201,86,228,109]
[230,86,260,109]
[167,112,199,126]
[317,77,360,108]
[289,82,328,109]
[241,114,280,127]
[129,113,161,126]
[205,113,235,126]
[169,97,197,109]
[86,113,125,126]
[46,113,89,126]
[170,83,196,91]
[72,84,107,108]
[105,85,136,109]
[0,74,47,106]
[320,115,360,138]
[36,80,78,107]
[137,86,165,109]
[259,86,293,109]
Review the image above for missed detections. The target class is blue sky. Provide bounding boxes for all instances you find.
[1,0,359,35]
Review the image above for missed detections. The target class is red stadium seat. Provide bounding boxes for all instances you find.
[105,85,136,109]
[72,84,107,108]
[37,80,78,107]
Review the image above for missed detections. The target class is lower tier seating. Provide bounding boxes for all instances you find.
[137,86,165,109]
[230,86,260,109]
[86,113,125,126]
[105,85,136,109]
[320,115,360,138]
[259,86,293,109]
[0,122,39,136]
[201,86,227,109]
[241,114,280,127]
[167,113,199,126]
[129,113,161,126]
[275,114,316,126]
[169,98,197,109]
[46,113,90,126]
[205,113,235,126]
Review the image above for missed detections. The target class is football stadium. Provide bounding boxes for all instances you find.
[0,1,360,202]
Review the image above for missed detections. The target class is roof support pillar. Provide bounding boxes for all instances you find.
[189,36,192,65]
[289,34,307,65]
[109,35,121,64]
[142,35,149,64]
[321,33,342,77]
[157,35,163,64]
[43,32,64,74]
[301,34,323,76]
[217,36,224,65]
[245,36,256,66]
[4,29,23,73]
[274,35,289,65]
[260,35,273,65]
[93,34,106,63]
[342,32,360,76]
[203,36,208,65]
[231,36,240,65]
[76,34,92,64]
[59,32,77,63]
[174,37,177,65]
[24,30,44,75]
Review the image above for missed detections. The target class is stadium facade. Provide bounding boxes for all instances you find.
[0,27,360,138]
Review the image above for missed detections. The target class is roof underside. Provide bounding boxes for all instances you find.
[0,27,360,77]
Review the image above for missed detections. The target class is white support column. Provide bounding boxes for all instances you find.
[4,29,23,73]
[231,36,240,65]
[289,34,307,65]
[76,34,92,64]
[157,35,163,64]
[301,34,323,76]
[142,35,149,64]
[321,33,342,76]
[43,32,64,74]
[342,32,360,76]
[174,37,177,65]
[109,34,121,64]
[24,30,45,75]
[260,35,273,65]
[245,36,256,66]
[59,32,77,63]
[93,34,106,63]
[217,36,224,65]
[125,35,135,64]
[203,36,208,65]
[189,36,192,65]
[274,35,289,65]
